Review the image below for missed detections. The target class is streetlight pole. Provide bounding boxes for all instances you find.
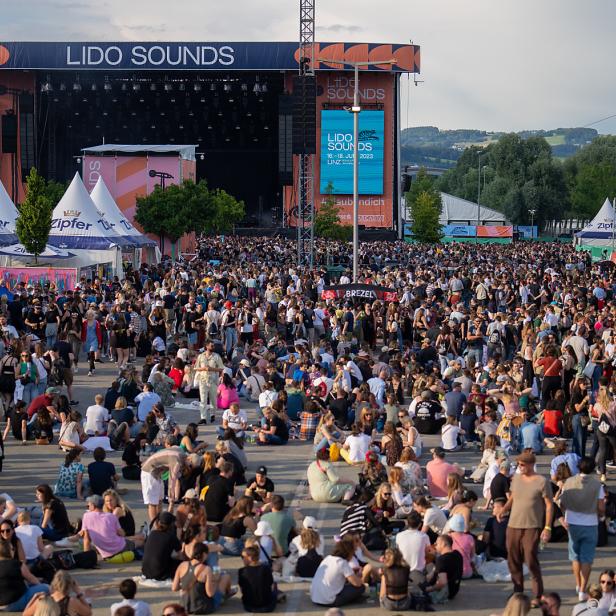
[477,152,482,228]
[529,208,537,240]
[318,57,396,283]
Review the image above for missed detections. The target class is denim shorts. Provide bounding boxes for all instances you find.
[567,523,598,564]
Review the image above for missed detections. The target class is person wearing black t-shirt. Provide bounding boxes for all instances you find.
[238,544,279,612]
[204,462,235,523]
[88,447,119,495]
[142,512,182,580]
[482,498,509,559]
[244,466,275,504]
[24,302,45,338]
[490,460,512,502]
[413,391,445,435]
[424,534,463,603]
[257,407,289,445]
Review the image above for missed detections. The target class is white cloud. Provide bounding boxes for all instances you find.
[1,0,615,132]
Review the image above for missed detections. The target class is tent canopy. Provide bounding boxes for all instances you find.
[90,177,156,248]
[439,192,509,225]
[82,144,197,161]
[575,199,615,246]
[0,179,19,246]
[48,173,135,250]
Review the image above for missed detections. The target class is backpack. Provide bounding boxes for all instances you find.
[488,330,500,345]
[47,356,66,387]
[296,548,323,578]
[0,355,15,394]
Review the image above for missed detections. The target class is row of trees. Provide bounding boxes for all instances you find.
[436,133,616,226]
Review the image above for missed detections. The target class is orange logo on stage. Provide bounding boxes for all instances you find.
[0,45,10,66]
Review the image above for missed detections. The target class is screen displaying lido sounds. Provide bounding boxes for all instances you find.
[320,110,384,195]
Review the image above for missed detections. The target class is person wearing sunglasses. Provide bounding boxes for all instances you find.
[596,570,615,612]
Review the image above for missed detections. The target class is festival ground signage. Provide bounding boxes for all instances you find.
[0,267,78,292]
[476,225,513,238]
[322,284,398,302]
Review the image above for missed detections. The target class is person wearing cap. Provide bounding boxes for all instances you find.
[498,450,554,606]
[194,341,224,425]
[80,494,135,561]
[426,447,464,498]
[245,466,275,505]
[252,519,284,566]
[26,386,60,420]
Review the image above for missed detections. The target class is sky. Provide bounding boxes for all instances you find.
[2,0,616,133]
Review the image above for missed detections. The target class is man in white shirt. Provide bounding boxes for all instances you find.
[110,579,152,616]
[219,402,248,437]
[14,510,51,562]
[395,511,431,575]
[134,383,162,422]
[84,394,110,436]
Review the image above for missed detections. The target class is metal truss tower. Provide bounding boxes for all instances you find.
[296,0,315,267]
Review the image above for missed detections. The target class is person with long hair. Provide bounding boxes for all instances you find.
[492,592,531,616]
[81,309,102,376]
[570,378,592,458]
[370,482,405,534]
[36,484,73,541]
[394,447,423,491]
[54,449,85,500]
[216,373,240,410]
[379,547,412,610]
[313,411,344,454]
[470,434,499,482]
[219,496,257,555]
[381,420,403,466]
[180,423,208,454]
[102,489,144,546]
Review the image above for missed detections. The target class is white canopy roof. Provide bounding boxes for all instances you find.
[440,192,509,225]
[0,179,19,246]
[90,177,156,248]
[0,243,73,258]
[48,173,134,250]
[575,199,615,246]
[82,144,196,161]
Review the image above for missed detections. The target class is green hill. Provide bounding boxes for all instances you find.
[401,126,598,169]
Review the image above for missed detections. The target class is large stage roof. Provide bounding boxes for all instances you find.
[0,41,420,73]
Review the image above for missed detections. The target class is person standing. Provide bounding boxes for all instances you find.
[559,457,605,602]
[194,341,224,425]
[499,451,554,607]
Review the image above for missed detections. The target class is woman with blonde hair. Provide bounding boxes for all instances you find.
[102,489,144,546]
[23,569,92,616]
[370,482,405,533]
[492,592,531,616]
[394,447,423,491]
[387,467,413,516]
[444,472,464,513]
[470,433,499,482]
[313,411,344,454]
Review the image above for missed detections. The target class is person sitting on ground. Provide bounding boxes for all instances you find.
[103,489,144,547]
[142,512,182,581]
[88,447,118,495]
[244,465,275,506]
[307,448,355,504]
[238,544,280,612]
[84,394,110,436]
[110,579,152,616]
[481,497,509,560]
[260,494,298,555]
[413,496,447,543]
[15,510,53,565]
[446,514,477,579]
[171,543,234,614]
[219,402,248,439]
[339,423,371,465]
[54,449,86,500]
[285,517,324,578]
[422,534,463,604]
[394,510,431,578]
[255,406,289,445]
[426,447,464,498]
[79,494,135,561]
[219,496,257,556]
[22,570,89,616]
[310,537,365,607]
[379,547,413,611]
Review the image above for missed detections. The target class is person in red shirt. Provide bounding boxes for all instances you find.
[26,387,60,420]
[534,348,562,409]
[542,390,565,437]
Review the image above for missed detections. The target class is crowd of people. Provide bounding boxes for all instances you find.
[0,237,615,615]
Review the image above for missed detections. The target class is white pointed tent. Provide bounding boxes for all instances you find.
[47,173,131,274]
[0,179,20,246]
[90,177,156,248]
[575,199,616,248]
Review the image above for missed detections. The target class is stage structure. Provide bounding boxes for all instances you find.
[0,41,420,241]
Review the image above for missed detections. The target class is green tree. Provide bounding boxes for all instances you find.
[44,179,68,210]
[314,182,352,241]
[410,190,442,243]
[136,180,246,252]
[15,168,53,263]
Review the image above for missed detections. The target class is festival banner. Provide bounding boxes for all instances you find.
[0,267,78,291]
[476,225,513,238]
[322,284,398,302]
[442,224,476,237]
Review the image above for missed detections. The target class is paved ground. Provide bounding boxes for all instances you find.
[1,360,607,615]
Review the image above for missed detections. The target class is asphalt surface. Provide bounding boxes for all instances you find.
[1,359,607,615]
